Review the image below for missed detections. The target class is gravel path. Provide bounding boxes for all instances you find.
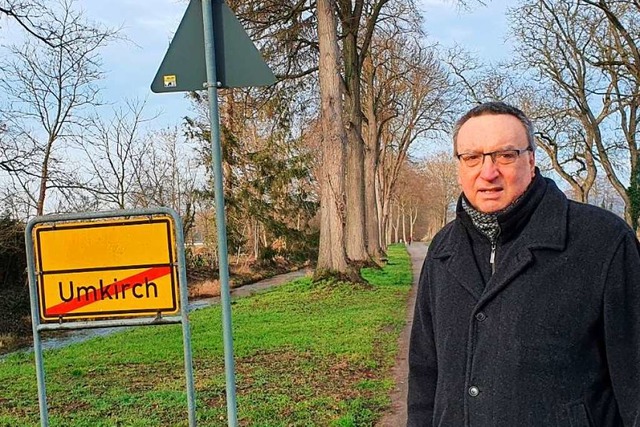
[189,267,313,310]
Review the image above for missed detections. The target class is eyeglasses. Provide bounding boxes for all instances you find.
[456,147,533,168]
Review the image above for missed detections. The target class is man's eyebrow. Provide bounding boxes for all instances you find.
[459,145,520,153]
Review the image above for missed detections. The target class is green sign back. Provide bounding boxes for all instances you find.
[151,0,276,92]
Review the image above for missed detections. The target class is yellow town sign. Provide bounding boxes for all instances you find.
[32,215,180,323]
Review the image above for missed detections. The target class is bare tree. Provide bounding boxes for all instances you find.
[529,93,598,203]
[335,0,396,264]
[509,0,640,228]
[361,19,431,258]
[77,103,203,238]
[131,127,202,237]
[445,46,520,106]
[74,100,156,210]
[0,0,116,215]
[0,0,88,48]
[221,0,465,272]
[580,0,640,226]
[374,39,454,251]
[422,153,459,229]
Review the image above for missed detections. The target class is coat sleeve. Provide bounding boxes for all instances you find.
[603,230,640,426]
[407,257,438,427]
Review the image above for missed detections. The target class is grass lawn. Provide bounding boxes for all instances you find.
[0,245,412,427]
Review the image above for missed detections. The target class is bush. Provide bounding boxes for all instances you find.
[0,285,31,336]
[257,230,319,266]
[0,215,26,291]
[0,215,30,338]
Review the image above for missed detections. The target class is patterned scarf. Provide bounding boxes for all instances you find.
[461,198,501,243]
[461,180,535,245]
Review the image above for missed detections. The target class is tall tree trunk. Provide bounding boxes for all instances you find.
[410,206,417,242]
[401,204,407,244]
[315,0,353,279]
[253,218,259,260]
[393,203,399,243]
[341,15,369,263]
[362,55,383,260]
[442,204,448,228]
[381,193,391,249]
[364,146,382,258]
[376,169,387,250]
[345,129,368,261]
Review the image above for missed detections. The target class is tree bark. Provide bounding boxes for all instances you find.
[315,0,353,278]
[401,204,407,244]
[339,2,369,263]
[362,55,384,260]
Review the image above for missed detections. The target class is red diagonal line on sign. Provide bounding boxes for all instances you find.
[46,266,172,316]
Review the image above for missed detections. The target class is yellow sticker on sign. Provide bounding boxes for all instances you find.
[33,216,180,322]
[163,74,177,88]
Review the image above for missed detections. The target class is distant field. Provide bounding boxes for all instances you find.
[0,245,412,427]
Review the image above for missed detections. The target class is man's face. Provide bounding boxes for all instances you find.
[456,113,536,213]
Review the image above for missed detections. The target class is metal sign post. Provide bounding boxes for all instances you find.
[151,1,276,424]
[25,208,197,427]
[200,0,238,425]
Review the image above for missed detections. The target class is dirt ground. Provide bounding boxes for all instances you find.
[376,242,426,427]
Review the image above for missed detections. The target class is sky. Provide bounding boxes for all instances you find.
[419,0,512,60]
[0,0,513,128]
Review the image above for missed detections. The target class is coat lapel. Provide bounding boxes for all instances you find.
[480,180,568,305]
[435,178,570,306]
[431,224,485,301]
[480,247,534,305]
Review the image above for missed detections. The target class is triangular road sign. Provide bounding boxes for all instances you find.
[151,0,276,93]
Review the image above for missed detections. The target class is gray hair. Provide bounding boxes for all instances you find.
[452,101,536,155]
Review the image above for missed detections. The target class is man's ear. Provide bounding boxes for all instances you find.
[529,151,536,177]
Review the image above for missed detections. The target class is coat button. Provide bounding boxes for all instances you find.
[475,312,487,322]
[468,386,480,397]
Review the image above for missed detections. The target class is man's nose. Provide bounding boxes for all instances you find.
[479,155,500,180]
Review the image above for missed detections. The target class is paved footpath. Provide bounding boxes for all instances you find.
[376,242,427,427]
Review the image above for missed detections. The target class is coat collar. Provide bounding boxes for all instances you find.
[507,176,567,251]
[429,175,568,302]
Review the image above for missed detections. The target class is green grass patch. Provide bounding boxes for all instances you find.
[0,245,412,426]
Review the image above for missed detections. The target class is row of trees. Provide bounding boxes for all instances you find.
[236,0,459,278]
[2,0,639,287]
[230,0,640,278]
[0,0,460,287]
[310,0,640,278]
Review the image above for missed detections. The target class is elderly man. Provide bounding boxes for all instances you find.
[407,101,640,426]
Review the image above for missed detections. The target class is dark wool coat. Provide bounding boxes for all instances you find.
[407,174,640,427]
